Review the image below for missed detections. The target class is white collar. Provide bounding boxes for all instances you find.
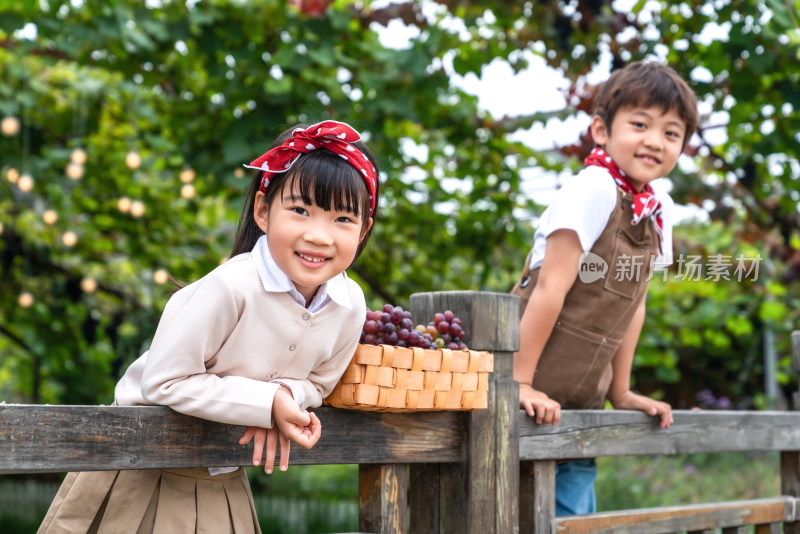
[250,235,352,311]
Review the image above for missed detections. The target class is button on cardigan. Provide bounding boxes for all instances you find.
[114,252,366,429]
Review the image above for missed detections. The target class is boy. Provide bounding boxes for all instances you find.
[511,61,698,515]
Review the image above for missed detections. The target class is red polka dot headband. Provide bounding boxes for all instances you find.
[244,120,377,216]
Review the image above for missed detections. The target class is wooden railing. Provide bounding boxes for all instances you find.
[1,291,799,534]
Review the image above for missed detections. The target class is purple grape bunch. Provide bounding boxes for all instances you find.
[360,304,468,350]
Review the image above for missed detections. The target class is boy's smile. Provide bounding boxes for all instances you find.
[590,105,686,190]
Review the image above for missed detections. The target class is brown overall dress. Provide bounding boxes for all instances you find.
[511,186,658,409]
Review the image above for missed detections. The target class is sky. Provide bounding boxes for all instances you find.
[370,0,734,223]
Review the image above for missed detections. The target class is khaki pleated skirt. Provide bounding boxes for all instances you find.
[38,467,261,534]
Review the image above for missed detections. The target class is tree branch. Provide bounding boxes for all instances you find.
[3,228,147,311]
[0,323,33,355]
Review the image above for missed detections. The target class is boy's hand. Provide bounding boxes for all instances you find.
[611,390,673,429]
[519,384,561,425]
[239,425,289,474]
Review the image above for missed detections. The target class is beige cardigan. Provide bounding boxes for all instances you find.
[114,252,365,429]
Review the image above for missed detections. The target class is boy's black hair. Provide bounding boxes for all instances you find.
[592,61,698,149]
[231,123,379,263]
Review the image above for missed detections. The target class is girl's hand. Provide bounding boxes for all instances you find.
[519,384,561,425]
[272,389,322,450]
[610,390,673,429]
[239,425,290,474]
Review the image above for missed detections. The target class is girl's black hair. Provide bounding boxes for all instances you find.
[231,123,380,264]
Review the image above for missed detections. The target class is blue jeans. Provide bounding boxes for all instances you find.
[555,459,597,516]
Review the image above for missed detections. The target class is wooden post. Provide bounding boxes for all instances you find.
[409,291,520,534]
[781,330,800,534]
[359,464,408,534]
[520,460,556,534]
[792,331,800,410]
[782,330,800,534]
[409,462,467,533]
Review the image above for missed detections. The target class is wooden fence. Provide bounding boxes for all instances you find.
[1,291,799,534]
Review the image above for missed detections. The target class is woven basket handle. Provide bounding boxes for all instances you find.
[380,344,395,367]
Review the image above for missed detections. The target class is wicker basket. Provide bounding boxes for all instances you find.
[323,344,494,412]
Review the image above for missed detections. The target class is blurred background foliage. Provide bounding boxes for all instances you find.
[1,1,800,532]
[0,0,798,413]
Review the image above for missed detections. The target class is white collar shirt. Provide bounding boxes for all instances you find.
[250,234,352,312]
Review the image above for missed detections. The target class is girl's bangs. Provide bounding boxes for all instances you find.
[283,151,368,217]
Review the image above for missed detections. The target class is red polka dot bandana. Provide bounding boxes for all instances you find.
[244,121,377,216]
[584,146,664,253]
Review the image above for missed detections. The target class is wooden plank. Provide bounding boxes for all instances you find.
[409,291,520,353]
[783,451,800,533]
[0,405,464,473]
[519,461,535,533]
[358,464,408,534]
[409,463,439,533]
[495,371,520,534]
[555,497,797,534]
[9,405,800,472]
[466,388,496,533]
[409,463,467,534]
[524,460,556,534]
[520,410,800,460]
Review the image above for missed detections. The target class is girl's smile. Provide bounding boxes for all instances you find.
[296,251,330,266]
[254,187,370,304]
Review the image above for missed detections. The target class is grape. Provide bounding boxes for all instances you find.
[449,323,462,338]
[361,305,469,350]
[391,307,404,324]
[364,320,378,334]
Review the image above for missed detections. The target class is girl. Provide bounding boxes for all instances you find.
[39,120,380,534]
